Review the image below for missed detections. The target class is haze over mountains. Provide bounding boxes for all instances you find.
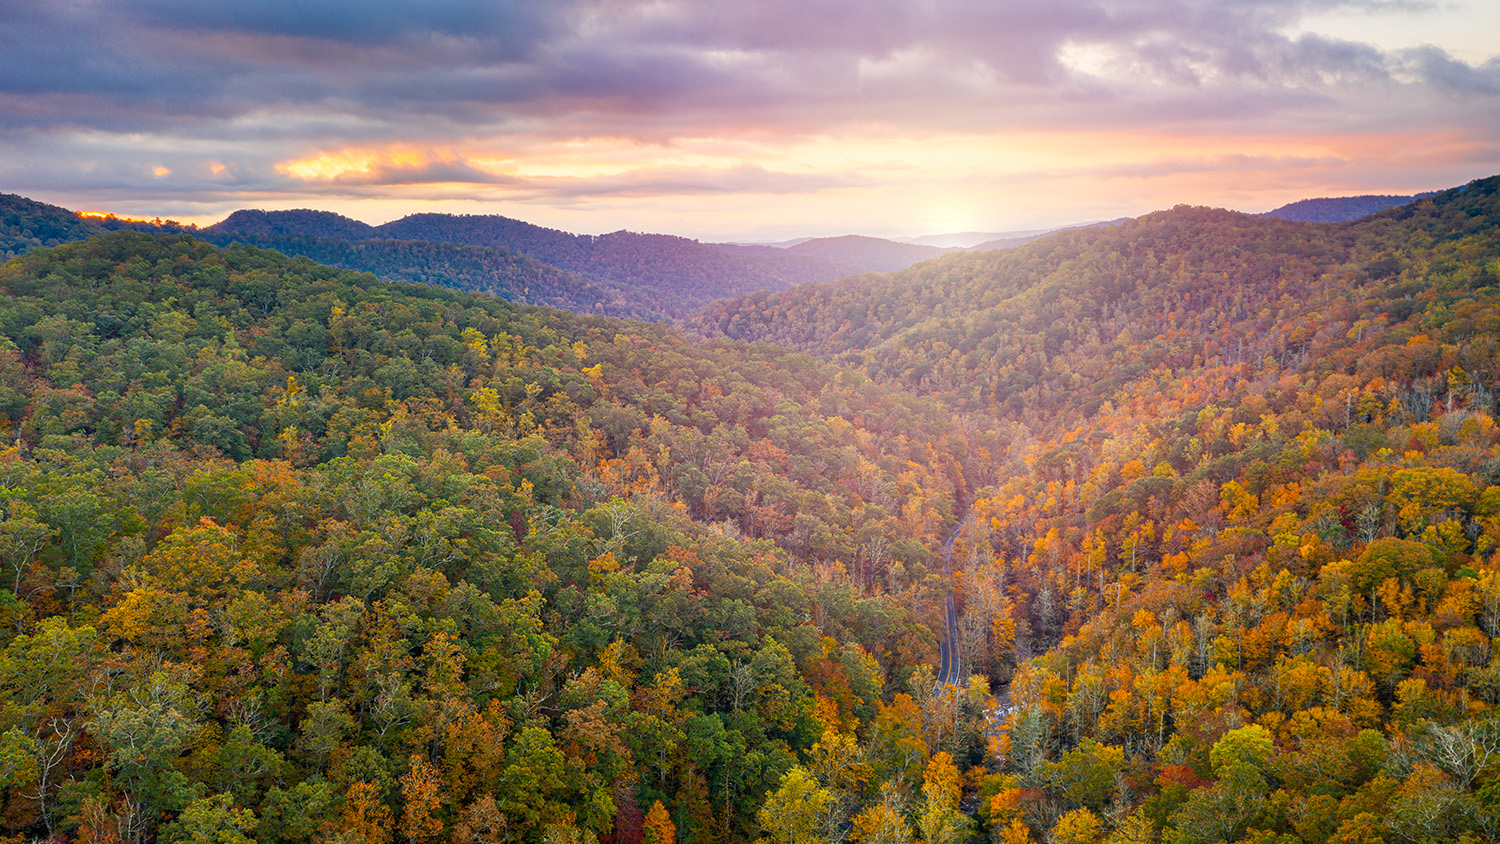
[204,209,853,319]
[1,187,1443,329]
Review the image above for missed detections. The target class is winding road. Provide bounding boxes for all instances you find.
[934,511,971,689]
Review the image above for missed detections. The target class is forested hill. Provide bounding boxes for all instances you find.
[1,194,109,257]
[210,208,379,240]
[0,198,683,321]
[198,227,679,321]
[780,235,947,273]
[693,173,1500,841]
[0,194,192,260]
[1,198,853,321]
[210,209,852,311]
[0,230,1006,844]
[1262,193,1425,222]
[691,176,1500,432]
[377,213,854,302]
[7,173,1500,843]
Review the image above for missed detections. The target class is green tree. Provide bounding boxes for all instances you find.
[758,766,830,844]
[162,793,256,844]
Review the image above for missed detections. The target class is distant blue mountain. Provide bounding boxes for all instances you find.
[1261,192,1437,222]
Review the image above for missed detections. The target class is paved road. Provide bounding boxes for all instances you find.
[934,511,972,689]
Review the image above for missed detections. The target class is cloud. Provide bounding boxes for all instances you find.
[517,162,861,200]
[1401,47,1500,96]
[1,0,1497,236]
[4,0,1491,137]
[129,0,550,47]
[277,148,516,186]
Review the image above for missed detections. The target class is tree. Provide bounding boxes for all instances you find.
[1051,809,1101,844]
[340,780,393,844]
[0,499,55,596]
[1043,739,1124,811]
[1166,726,1275,844]
[918,752,970,844]
[401,754,444,844]
[257,781,334,844]
[500,727,566,834]
[848,785,912,844]
[162,793,256,844]
[644,800,676,844]
[871,694,927,785]
[1388,467,1478,538]
[88,671,201,826]
[758,767,830,844]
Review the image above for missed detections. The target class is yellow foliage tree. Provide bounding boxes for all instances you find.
[643,801,675,844]
[1051,808,1101,844]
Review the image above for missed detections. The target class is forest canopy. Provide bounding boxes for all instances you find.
[1,175,1499,843]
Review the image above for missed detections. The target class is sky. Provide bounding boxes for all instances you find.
[2,0,1498,242]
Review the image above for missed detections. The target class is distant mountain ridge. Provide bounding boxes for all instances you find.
[1260,192,1435,222]
[690,175,1500,422]
[211,208,377,240]
[0,193,193,260]
[0,183,1452,321]
[966,218,1132,251]
[207,209,851,314]
[781,235,948,272]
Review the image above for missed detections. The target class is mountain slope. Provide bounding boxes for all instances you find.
[0,194,103,258]
[206,208,854,314]
[211,207,378,240]
[782,234,947,272]
[3,199,858,322]
[5,175,1500,842]
[693,177,1500,430]
[195,228,676,320]
[374,212,851,302]
[688,176,1500,840]
[965,218,1131,251]
[0,229,991,842]
[1262,193,1424,222]
[0,193,193,259]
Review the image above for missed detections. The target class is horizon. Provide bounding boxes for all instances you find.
[3,0,1498,242]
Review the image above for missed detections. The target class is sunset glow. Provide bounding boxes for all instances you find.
[2,0,1496,239]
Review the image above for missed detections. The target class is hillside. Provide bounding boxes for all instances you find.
[1,199,855,321]
[966,218,1130,252]
[3,176,1500,843]
[1262,193,1425,222]
[372,213,851,303]
[195,229,675,320]
[0,230,1004,844]
[782,235,948,273]
[209,209,852,309]
[0,194,192,260]
[693,178,1500,428]
[211,208,378,240]
[690,174,1500,841]
[0,194,104,259]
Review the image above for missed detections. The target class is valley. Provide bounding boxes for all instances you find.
[0,177,1498,843]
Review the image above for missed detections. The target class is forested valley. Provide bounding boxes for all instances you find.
[0,176,1498,844]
